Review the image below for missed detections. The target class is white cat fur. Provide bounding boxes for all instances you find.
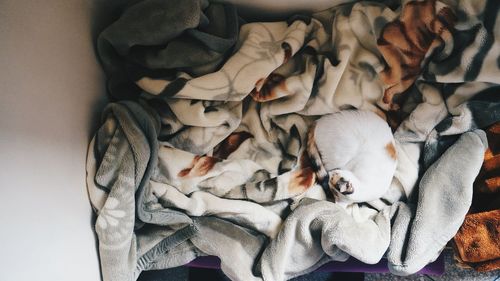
[313,110,397,205]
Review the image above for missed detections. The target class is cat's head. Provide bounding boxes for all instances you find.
[329,169,355,195]
[327,169,361,203]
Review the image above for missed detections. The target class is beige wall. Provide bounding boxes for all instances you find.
[0,1,107,280]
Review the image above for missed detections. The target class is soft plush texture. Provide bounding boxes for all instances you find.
[453,122,500,272]
[98,0,240,100]
[453,210,500,272]
[88,0,500,280]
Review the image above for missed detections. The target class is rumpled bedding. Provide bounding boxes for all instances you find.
[88,0,500,280]
[453,122,500,272]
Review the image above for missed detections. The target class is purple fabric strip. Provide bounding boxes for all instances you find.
[186,254,445,275]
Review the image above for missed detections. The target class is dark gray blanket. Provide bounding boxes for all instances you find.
[98,0,239,100]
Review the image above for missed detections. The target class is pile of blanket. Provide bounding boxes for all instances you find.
[453,122,500,272]
[88,0,500,280]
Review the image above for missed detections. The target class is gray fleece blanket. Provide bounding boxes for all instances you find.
[88,0,500,280]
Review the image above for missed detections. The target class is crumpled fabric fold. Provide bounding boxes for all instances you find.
[88,0,500,280]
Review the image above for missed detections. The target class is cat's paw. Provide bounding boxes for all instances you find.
[329,169,355,195]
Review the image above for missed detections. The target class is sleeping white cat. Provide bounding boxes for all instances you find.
[306,110,397,206]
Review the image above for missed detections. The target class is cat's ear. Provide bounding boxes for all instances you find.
[328,171,341,188]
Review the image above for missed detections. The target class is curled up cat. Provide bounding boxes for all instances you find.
[306,110,398,207]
